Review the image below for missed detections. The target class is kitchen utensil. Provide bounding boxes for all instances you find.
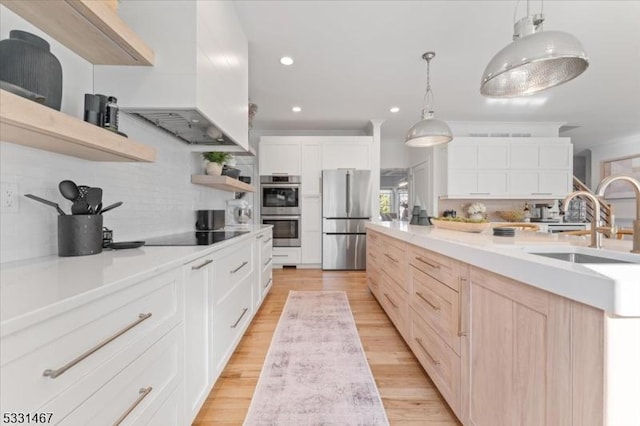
[85,187,102,214]
[77,185,90,200]
[58,180,79,202]
[24,194,66,215]
[95,203,103,214]
[71,200,90,215]
[110,241,145,250]
[99,201,123,214]
[102,227,113,248]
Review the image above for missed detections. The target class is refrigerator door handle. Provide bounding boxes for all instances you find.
[345,172,350,216]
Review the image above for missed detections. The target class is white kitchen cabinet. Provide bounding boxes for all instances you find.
[443,137,573,199]
[301,141,322,195]
[321,137,372,170]
[272,247,301,265]
[183,255,214,424]
[301,195,322,264]
[258,138,302,175]
[254,228,273,310]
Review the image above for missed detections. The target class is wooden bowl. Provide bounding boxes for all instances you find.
[431,219,491,233]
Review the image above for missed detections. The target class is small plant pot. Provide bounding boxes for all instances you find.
[206,162,222,175]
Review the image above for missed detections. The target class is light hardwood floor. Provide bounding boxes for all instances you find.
[193,268,460,425]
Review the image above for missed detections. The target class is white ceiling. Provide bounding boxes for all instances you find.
[234,1,640,153]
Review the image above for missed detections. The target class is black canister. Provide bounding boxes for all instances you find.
[58,215,103,256]
[195,210,225,230]
[0,30,63,110]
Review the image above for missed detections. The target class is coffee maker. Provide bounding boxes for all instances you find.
[226,199,252,228]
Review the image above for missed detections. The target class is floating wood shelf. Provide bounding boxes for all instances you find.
[191,175,256,193]
[0,89,156,162]
[1,0,154,65]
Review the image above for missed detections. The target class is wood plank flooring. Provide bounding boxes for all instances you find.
[193,269,460,425]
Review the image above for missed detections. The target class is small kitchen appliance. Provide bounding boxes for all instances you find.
[260,175,301,215]
[226,199,252,228]
[196,210,226,230]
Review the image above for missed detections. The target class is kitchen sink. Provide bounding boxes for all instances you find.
[529,252,632,264]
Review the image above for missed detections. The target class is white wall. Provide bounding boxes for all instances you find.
[0,7,233,263]
[589,134,640,227]
[380,139,410,169]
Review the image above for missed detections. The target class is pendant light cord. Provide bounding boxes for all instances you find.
[421,55,434,119]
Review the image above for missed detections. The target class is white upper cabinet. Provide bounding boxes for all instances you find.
[258,138,302,175]
[94,1,249,150]
[301,141,322,195]
[444,137,573,198]
[321,137,372,170]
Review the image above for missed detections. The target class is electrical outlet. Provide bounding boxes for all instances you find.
[1,183,19,213]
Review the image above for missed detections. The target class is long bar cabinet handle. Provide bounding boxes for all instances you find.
[43,313,153,379]
[264,238,272,244]
[264,278,273,288]
[416,292,441,311]
[231,261,248,274]
[264,258,272,266]
[415,256,440,269]
[415,337,441,365]
[384,253,398,263]
[113,387,153,426]
[231,308,249,328]
[191,259,213,270]
[458,276,468,337]
[383,293,398,309]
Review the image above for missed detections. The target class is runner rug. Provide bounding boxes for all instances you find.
[244,291,389,425]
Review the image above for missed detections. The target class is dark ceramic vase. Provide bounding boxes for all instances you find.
[0,30,63,110]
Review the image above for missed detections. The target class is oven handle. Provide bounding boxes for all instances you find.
[260,184,301,189]
[261,216,301,220]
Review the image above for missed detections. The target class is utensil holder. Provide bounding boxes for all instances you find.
[58,215,103,256]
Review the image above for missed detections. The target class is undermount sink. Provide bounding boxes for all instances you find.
[519,246,640,264]
[529,252,632,264]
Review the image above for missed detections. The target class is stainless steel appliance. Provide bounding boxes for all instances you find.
[322,169,371,270]
[195,209,225,230]
[261,215,301,247]
[260,175,301,215]
[226,199,252,229]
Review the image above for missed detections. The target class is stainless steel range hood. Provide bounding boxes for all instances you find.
[125,109,237,146]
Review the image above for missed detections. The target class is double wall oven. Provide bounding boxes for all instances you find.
[260,175,301,247]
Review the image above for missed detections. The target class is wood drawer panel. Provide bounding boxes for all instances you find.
[366,230,383,249]
[380,241,408,292]
[410,266,461,355]
[0,270,181,415]
[213,242,254,303]
[212,277,253,373]
[410,310,460,415]
[409,245,459,291]
[380,273,409,338]
[57,326,181,425]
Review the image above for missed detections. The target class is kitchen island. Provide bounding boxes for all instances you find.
[366,221,639,426]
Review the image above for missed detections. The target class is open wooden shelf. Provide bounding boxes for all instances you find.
[0,89,156,162]
[191,175,256,193]
[1,0,154,65]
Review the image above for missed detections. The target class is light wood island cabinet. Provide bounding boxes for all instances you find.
[366,228,606,425]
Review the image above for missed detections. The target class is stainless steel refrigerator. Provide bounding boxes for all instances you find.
[322,169,371,270]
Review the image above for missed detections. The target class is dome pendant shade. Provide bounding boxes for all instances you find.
[405,112,453,147]
[481,27,589,97]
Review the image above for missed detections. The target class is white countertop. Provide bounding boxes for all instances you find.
[366,222,640,317]
[0,225,272,335]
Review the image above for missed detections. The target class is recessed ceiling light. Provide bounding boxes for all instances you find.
[390,107,400,113]
[280,56,294,66]
[292,106,302,112]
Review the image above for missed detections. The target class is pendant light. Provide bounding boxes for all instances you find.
[405,51,453,147]
[480,0,589,97]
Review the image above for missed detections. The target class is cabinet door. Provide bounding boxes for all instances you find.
[448,144,477,169]
[509,171,539,195]
[510,145,540,169]
[258,141,301,175]
[447,171,477,196]
[477,144,509,169]
[301,231,322,264]
[539,145,572,169]
[477,172,508,195]
[539,171,572,196]
[462,267,573,426]
[183,256,214,424]
[301,142,322,195]
[321,140,371,169]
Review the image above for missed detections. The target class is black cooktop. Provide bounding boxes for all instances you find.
[145,230,250,246]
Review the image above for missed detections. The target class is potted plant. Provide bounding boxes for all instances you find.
[202,152,231,175]
[467,202,487,221]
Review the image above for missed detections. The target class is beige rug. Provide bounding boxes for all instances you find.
[244,291,389,426]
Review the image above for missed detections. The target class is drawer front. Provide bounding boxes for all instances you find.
[380,240,408,292]
[410,310,460,415]
[1,270,181,415]
[409,245,459,291]
[144,386,180,426]
[272,247,301,265]
[366,230,383,250]
[213,242,254,303]
[212,277,253,374]
[367,263,382,300]
[261,264,273,296]
[380,273,409,338]
[58,326,181,426]
[410,266,461,355]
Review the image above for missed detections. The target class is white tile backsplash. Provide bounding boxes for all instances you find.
[1,114,235,263]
